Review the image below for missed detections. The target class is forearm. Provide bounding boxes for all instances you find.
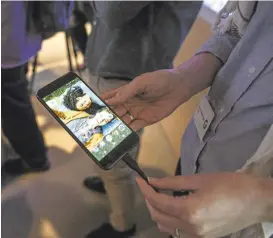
[172,30,240,100]
[173,52,223,99]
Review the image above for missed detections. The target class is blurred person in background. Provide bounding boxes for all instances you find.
[69,2,94,70]
[83,1,202,238]
[1,1,50,175]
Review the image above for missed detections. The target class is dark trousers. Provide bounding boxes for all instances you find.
[1,65,47,167]
[173,159,190,197]
[70,10,88,54]
[175,159,181,176]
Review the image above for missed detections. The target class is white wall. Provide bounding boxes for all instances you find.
[199,0,228,24]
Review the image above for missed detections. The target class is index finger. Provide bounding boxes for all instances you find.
[101,86,124,102]
[136,177,183,218]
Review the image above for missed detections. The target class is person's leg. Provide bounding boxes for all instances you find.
[24,62,29,75]
[93,147,138,230]
[173,159,182,198]
[70,10,88,55]
[175,159,181,176]
[69,20,87,71]
[71,23,88,55]
[1,131,19,160]
[85,76,138,237]
[1,66,49,174]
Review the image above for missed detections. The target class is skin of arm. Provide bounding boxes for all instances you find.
[171,52,223,102]
[171,30,241,102]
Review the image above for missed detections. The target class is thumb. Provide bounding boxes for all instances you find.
[149,175,205,191]
[106,79,145,105]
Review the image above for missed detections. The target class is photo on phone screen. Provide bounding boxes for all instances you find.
[41,77,133,162]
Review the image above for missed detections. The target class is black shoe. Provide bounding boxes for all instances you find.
[86,223,136,238]
[2,158,50,176]
[83,176,106,194]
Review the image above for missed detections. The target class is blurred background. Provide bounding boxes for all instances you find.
[1,1,227,238]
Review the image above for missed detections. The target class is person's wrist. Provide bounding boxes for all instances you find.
[167,68,192,104]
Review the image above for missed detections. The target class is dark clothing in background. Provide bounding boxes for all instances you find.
[1,66,47,167]
[69,2,95,55]
[1,1,47,169]
[1,1,41,68]
[86,1,202,80]
[70,7,88,54]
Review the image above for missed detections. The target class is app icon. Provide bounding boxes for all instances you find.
[106,135,113,142]
[114,130,119,136]
[119,124,125,131]
[92,147,99,153]
[100,141,106,148]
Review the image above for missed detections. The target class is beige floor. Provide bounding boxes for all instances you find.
[2,17,212,238]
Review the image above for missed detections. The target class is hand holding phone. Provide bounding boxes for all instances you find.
[37,72,191,196]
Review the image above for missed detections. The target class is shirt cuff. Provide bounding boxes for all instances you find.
[195,33,239,65]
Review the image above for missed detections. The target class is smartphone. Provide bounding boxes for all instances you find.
[37,72,139,170]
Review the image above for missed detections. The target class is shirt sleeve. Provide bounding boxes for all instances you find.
[92,1,149,29]
[196,32,240,65]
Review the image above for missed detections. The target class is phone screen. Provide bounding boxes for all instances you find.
[42,77,133,162]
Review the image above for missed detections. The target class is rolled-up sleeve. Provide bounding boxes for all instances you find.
[196,32,240,65]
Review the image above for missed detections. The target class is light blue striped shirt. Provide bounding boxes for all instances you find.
[181,1,273,175]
